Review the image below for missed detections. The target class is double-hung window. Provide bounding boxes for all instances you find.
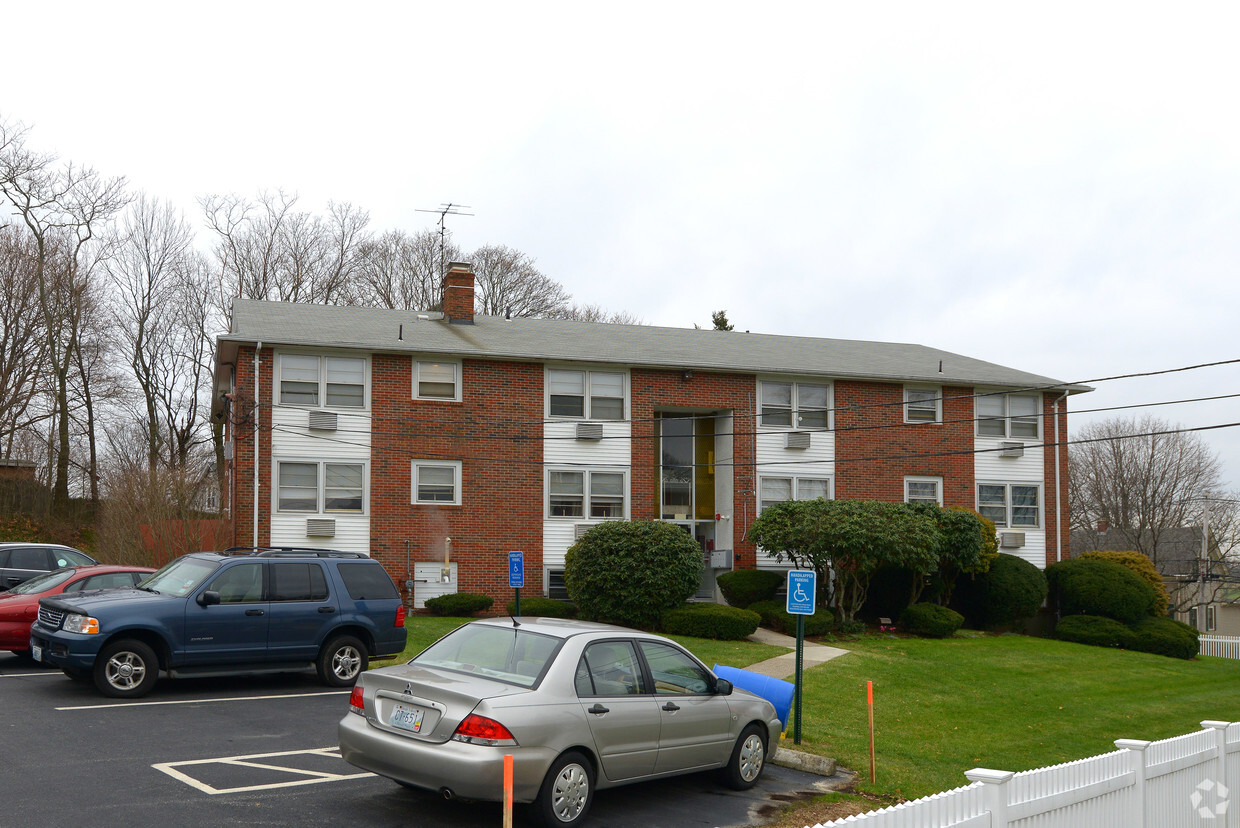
[977,483,1040,528]
[759,380,830,429]
[759,476,832,512]
[976,392,1039,438]
[548,469,627,519]
[905,476,943,505]
[277,461,365,513]
[414,360,460,401]
[548,369,625,420]
[412,461,462,505]
[278,354,367,408]
[904,386,941,423]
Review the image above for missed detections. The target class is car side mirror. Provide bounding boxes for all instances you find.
[715,678,733,696]
[198,590,221,606]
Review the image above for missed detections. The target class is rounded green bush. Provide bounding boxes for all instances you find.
[1128,616,1200,660]
[424,592,494,616]
[505,596,577,618]
[564,520,704,628]
[900,602,964,638]
[1046,558,1159,623]
[660,603,761,640]
[1080,550,1170,615]
[953,553,1047,627]
[1055,614,1135,649]
[746,599,833,636]
[716,569,784,608]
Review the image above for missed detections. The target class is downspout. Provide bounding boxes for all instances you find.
[253,342,263,548]
[1053,390,1069,562]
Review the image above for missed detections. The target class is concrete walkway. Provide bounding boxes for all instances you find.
[743,627,850,679]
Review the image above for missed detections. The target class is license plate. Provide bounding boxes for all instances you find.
[389,703,425,733]
[31,644,42,662]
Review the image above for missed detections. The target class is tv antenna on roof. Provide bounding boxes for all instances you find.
[416,202,474,282]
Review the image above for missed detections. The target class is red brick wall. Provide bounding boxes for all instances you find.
[228,346,274,548]
[1043,393,1071,566]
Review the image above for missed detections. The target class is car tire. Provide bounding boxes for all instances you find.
[721,724,767,790]
[532,750,594,827]
[317,635,368,687]
[94,639,159,698]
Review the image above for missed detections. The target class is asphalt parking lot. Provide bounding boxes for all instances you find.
[1,654,833,828]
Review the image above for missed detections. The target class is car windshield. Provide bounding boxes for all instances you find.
[138,557,221,597]
[413,624,560,688]
[7,569,77,594]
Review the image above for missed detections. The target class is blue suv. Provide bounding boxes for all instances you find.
[30,549,407,698]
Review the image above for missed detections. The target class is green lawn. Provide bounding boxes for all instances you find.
[790,634,1240,801]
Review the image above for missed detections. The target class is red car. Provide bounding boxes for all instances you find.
[0,565,155,657]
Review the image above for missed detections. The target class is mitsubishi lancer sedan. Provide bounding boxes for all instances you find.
[338,617,781,827]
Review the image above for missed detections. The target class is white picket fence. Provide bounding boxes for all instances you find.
[809,720,1240,828]
[1200,634,1240,659]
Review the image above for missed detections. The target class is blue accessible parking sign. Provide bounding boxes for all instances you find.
[786,570,816,615]
[508,551,524,589]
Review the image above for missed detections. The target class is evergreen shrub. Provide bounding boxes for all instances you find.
[1046,558,1159,623]
[424,593,494,616]
[900,602,964,638]
[660,603,760,640]
[716,569,784,608]
[952,553,1047,627]
[1055,614,1135,649]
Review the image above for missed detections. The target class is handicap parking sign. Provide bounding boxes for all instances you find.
[786,570,816,615]
[508,551,524,589]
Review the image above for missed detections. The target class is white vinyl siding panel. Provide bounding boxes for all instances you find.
[270,406,372,454]
[755,430,834,479]
[974,440,1044,482]
[543,420,631,465]
[542,521,580,575]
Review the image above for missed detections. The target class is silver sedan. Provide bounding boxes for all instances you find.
[338,617,781,827]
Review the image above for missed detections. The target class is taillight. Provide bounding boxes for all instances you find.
[452,714,517,746]
[395,605,406,627]
[348,685,365,714]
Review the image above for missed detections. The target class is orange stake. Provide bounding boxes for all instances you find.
[867,681,876,784]
[503,753,514,828]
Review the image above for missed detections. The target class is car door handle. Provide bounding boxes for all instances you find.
[318,606,335,613]
[662,702,681,712]
[245,609,265,616]
[587,704,610,715]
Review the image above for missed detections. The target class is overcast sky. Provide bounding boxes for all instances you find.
[5,2,1239,489]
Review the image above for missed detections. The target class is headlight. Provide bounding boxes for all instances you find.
[63,614,99,634]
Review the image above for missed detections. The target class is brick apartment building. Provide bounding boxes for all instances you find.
[212,263,1088,607]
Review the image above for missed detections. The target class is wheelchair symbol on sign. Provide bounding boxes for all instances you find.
[793,584,810,604]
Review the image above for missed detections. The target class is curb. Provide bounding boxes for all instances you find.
[771,745,838,777]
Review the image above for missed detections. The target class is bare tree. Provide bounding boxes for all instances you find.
[0,117,128,512]
[0,224,50,457]
[356,228,456,310]
[470,244,570,318]
[555,302,643,325]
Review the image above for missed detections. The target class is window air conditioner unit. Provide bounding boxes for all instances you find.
[574,523,596,539]
[575,422,603,441]
[1000,531,1025,548]
[785,431,811,450]
[999,441,1024,458]
[308,410,338,431]
[306,518,336,537]
[223,441,234,461]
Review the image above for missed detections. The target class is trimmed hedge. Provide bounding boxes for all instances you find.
[1128,616,1200,660]
[716,569,784,608]
[1055,614,1135,649]
[661,603,760,640]
[505,596,577,618]
[953,553,1047,627]
[424,593,494,616]
[1080,550,1170,616]
[747,599,834,636]
[1046,558,1159,623]
[565,521,703,628]
[900,602,964,638]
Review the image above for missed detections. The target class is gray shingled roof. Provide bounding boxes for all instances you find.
[218,298,1089,392]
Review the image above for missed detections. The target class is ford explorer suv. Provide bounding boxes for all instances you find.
[30,549,407,698]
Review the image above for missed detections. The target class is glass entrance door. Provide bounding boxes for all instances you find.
[659,416,718,599]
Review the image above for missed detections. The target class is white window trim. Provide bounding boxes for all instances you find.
[545,366,628,421]
[545,467,630,520]
[757,378,833,431]
[273,459,368,515]
[412,358,462,402]
[976,481,1042,529]
[904,385,942,424]
[411,460,463,506]
[975,391,1041,439]
[758,475,834,512]
[276,351,370,410]
[905,475,944,505]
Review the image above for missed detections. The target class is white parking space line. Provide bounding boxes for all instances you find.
[0,671,63,678]
[153,747,373,795]
[56,689,348,711]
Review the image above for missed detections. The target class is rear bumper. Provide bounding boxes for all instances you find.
[338,712,556,802]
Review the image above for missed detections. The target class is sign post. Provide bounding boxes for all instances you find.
[508,551,524,616]
[786,569,816,745]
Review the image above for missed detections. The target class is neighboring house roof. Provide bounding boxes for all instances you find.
[1070,527,1213,579]
[217,298,1091,393]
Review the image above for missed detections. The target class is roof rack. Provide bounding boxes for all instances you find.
[222,546,368,559]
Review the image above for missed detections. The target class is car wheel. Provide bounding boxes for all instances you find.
[722,724,767,790]
[533,750,593,827]
[317,635,368,687]
[94,639,159,698]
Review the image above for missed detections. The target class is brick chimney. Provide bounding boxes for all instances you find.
[442,261,475,324]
